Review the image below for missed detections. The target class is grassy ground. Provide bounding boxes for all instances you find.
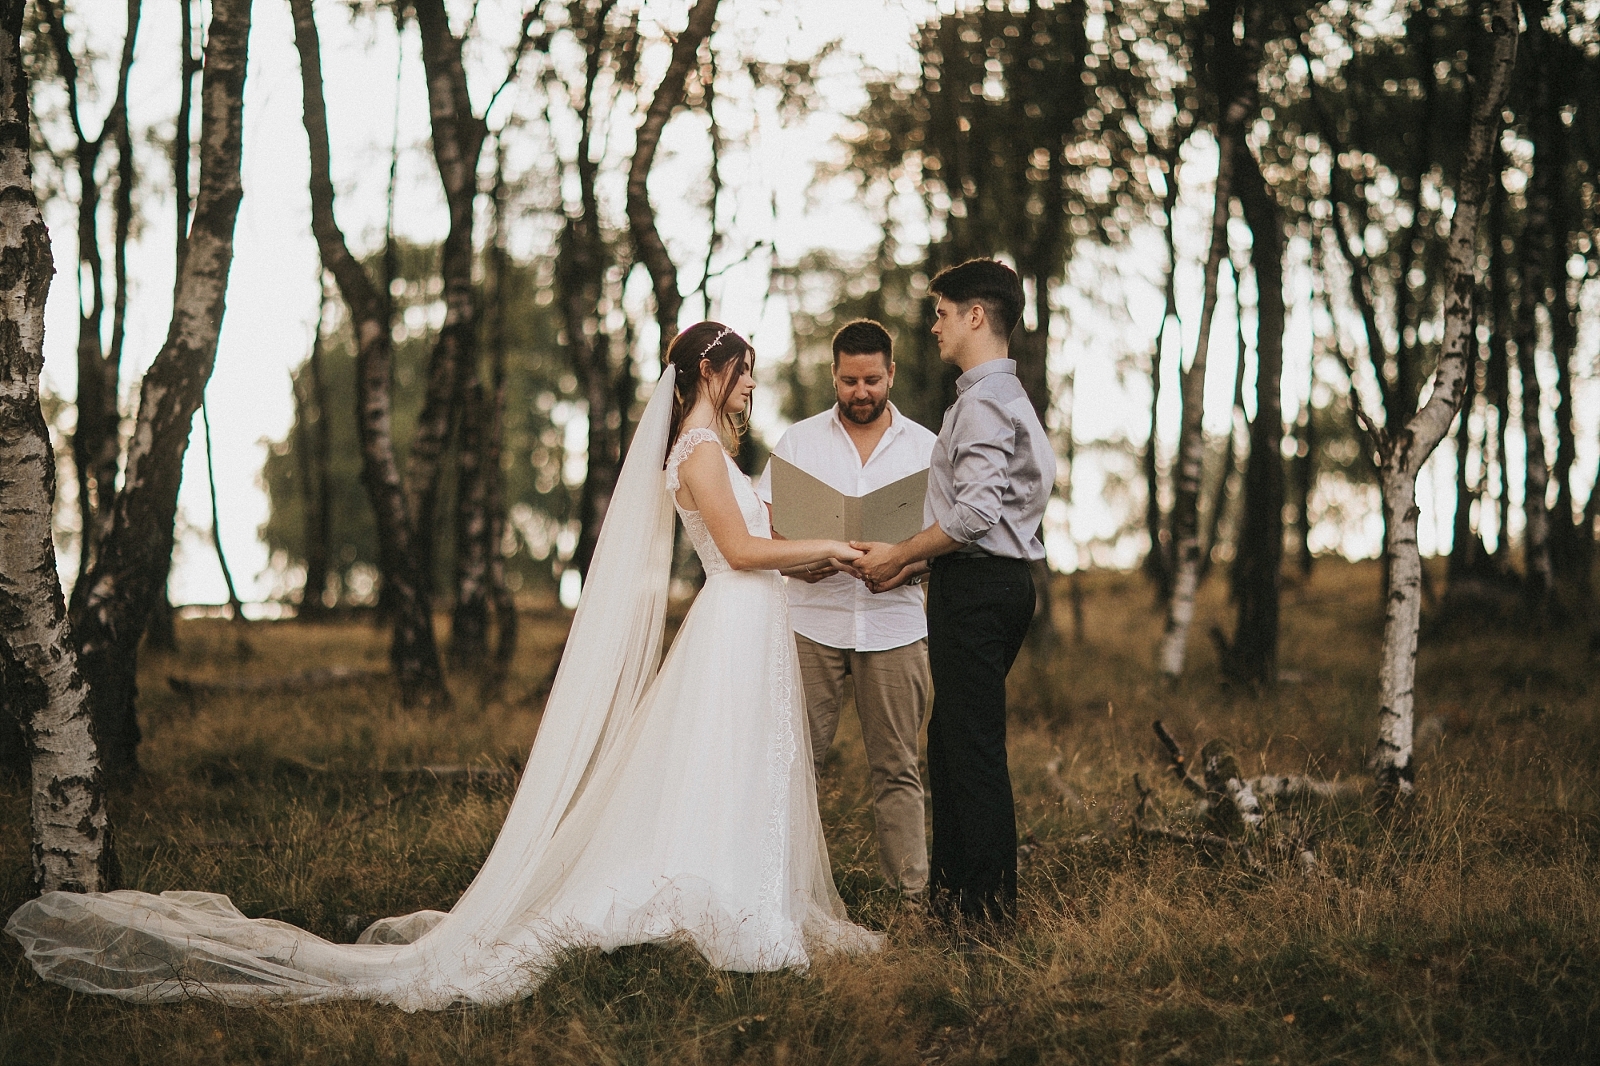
[1,560,1595,1064]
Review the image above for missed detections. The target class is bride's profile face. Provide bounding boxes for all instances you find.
[707,353,756,415]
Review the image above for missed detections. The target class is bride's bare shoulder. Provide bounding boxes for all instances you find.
[666,427,729,495]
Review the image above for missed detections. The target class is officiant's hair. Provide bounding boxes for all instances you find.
[665,321,755,457]
[929,258,1024,337]
[832,319,894,366]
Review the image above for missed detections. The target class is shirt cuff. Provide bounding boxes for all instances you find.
[937,513,986,545]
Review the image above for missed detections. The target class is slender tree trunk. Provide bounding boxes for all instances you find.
[1012,299,1060,716]
[289,0,446,705]
[1539,45,1589,588]
[0,0,117,891]
[200,398,243,617]
[143,0,199,652]
[294,292,333,618]
[70,0,252,777]
[39,0,140,610]
[1513,36,1554,615]
[1549,273,1578,570]
[1448,297,1487,583]
[1513,340,1554,612]
[1371,0,1516,799]
[1486,163,1513,563]
[484,145,516,669]
[175,0,197,265]
[408,0,488,604]
[1223,142,1285,686]
[1202,263,1248,579]
[450,374,490,665]
[1292,345,1316,578]
[627,0,721,359]
[562,2,620,580]
[1142,146,1182,599]
[1158,121,1241,678]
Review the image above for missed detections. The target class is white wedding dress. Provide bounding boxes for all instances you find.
[6,366,879,1009]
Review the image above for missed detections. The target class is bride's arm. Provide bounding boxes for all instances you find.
[675,440,860,572]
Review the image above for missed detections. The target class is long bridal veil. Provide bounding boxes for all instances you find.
[7,366,689,1008]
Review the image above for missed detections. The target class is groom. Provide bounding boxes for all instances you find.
[852,259,1054,925]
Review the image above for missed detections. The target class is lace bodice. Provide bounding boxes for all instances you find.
[665,428,769,577]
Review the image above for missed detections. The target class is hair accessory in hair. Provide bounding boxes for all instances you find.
[697,326,735,361]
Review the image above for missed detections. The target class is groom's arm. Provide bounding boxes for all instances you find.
[850,522,962,586]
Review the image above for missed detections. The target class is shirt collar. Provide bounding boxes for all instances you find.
[955,358,1017,395]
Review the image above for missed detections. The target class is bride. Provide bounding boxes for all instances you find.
[6,322,881,1009]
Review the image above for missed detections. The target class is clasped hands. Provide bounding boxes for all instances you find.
[784,540,924,594]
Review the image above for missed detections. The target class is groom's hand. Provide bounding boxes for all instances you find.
[865,564,919,594]
[849,541,904,585]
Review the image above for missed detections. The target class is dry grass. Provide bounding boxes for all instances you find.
[2,560,1595,1064]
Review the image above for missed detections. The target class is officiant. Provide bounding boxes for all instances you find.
[756,320,937,898]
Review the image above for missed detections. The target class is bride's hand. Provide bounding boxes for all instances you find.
[827,542,864,578]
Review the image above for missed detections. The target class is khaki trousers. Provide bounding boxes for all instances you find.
[794,633,931,892]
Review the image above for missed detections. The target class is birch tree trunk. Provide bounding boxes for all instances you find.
[1513,17,1554,615]
[36,0,141,609]
[70,0,252,777]
[626,0,720,359]
[408,0,488,605]
[1157,121,1240,678]
[1142,144,1182,600]
[289,0,446,705]
[1371,0,1517,799]
[0,0,117,891]
[1447,310,1488,583]
[1222,142,1285,686]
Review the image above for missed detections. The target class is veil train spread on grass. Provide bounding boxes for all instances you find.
[6,364,879,1009]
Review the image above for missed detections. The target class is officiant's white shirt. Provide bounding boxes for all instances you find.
[756,404,937,652]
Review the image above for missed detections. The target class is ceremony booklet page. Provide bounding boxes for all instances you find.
[768,456,928,544]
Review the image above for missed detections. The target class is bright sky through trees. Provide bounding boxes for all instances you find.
[36,0,1599,608]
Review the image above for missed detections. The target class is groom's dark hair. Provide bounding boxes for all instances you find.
[832,319,894,366]
[929,258,1024,338]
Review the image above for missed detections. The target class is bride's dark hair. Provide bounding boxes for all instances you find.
[664,321,755,460]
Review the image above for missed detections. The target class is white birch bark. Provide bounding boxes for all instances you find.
[1371,0,1518,797]
[72,0,252,775]
[1157,123,1238,677]
[0,0,114,893]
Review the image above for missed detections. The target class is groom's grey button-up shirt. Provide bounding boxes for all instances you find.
[926,358,1056,562]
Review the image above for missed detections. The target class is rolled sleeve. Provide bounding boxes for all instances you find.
[938,398,1015,543]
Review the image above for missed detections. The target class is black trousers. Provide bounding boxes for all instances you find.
[925,554,1034,923]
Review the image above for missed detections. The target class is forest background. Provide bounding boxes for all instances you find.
[0,0,1595,1060]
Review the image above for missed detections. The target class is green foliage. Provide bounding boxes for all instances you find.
[260,242,576,603]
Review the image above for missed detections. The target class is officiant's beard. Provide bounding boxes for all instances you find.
[838,396,889,426]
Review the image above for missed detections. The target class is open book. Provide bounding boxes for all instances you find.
[768,456,928,544]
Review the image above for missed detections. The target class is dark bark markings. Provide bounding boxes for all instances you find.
[1222,141,1285,686]
[71,0,253,776]
[1368,0,1518,798]
[0,0,117,899]
[288,0,447,705]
